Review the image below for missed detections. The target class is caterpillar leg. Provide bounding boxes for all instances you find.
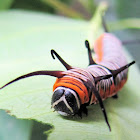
[81,104,88,116]
[77,104,88,118]
[112,94,118,99]
[85,40,96,65]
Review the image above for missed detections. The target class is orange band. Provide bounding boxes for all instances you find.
[53,77,89,104]
[94,34,105,62]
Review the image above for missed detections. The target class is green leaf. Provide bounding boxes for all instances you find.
[108,18,140,31]
[88,1,108,44]
[0,111,32,140]
[0,0,14,10]
[0,9,140,140]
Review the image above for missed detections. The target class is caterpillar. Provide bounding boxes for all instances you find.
[0,20,135,131]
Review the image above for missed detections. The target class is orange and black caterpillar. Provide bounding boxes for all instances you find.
[0,20,135,131]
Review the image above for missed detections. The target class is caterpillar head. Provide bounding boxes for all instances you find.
[51,87,80,116]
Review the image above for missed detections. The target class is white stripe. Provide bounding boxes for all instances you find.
[52,96,64,108]
[66,88,80,109]
[54,87,81,109]
[63,97,73,113]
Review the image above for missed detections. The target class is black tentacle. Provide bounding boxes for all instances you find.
[110,61,135,78]
[101,15,109,32]
[95,74,112,84]
[0,70,64,89]
[85,40,96,65]
[51,50,72,70]
[92,87,111,131]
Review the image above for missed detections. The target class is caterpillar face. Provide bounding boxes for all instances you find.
[51,87,80,116]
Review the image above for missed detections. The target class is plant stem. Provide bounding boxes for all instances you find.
[42,0,84,19]
[88,1,108,46]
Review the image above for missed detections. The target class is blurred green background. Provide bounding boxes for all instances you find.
[0,0,140,140]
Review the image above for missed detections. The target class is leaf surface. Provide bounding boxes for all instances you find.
[0,10,140,140]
